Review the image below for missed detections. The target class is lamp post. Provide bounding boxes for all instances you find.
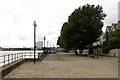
[96,39,100,59]
[97,41,98,58]
[33,21,37,63]
[47,41,48,47]
[50,43,51,53]
[50,43,51,48]
[43,36,46,54]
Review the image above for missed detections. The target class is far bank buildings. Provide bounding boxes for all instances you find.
[93,1,120,46]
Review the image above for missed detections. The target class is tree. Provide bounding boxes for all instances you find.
[57,4,106,55]
[88,45,94,54]
[110,29,120,49]
[57,22,74,51]
[102,41,110,54]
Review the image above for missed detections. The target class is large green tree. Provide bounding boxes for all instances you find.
[57,4,106,55]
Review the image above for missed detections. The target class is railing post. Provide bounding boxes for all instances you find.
[19,53,22,59]
[20,53,21,59]
[15,54,16,60]
[4,55,5,66]
[12,54,13,62]
[24,52,26,58]
[23,53,25,58]
[8,54,9,64]
[13,54,14,61]
[18,53,19,59]
[20,53,21,58]
[14,54,16,61]
[30,52,31,58]
[21,53,22,58]
[17,53,18,60]
[22,53,23,58]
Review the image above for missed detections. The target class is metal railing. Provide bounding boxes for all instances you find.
[0,52,44,67]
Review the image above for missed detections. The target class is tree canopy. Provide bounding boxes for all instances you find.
[57,4,106,54]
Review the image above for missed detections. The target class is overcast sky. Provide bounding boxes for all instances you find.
[0,0,119,48]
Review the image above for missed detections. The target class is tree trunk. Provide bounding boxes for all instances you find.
[75,49,78,55]
[79,49,83,56]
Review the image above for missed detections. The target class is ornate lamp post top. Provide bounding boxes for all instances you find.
[33,21,37,27]
[44,36,46,40]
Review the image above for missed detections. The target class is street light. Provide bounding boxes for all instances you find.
[50,43,51,47]
[96,38,100,58]
[47,41,49,47]
[33,21,37,63]
[97,41,98,58]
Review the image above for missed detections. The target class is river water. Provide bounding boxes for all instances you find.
[0,50,43,66]
[0,50,43,56]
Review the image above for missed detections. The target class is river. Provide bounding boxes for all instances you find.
[0,50,43,56]
[0,50,43,66]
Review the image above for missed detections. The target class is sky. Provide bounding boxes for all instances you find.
[0,0,119,48]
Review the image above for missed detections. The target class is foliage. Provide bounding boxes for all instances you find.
[88,45,94,54]
[110,29,120,49]
[57,4,106,55]
[57,22,73,50]
[102,41,110,54]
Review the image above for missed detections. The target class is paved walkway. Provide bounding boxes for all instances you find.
[4,52,118,78]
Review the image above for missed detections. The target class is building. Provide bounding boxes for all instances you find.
[93,21,120,47]
[117,21,120,28]
[106,26,112,33]
[104,21,120,42]
[93,32,106,46]
[118,1,120,21]
[111,23,117,31]
[105,21,120,33]
[93,20,120,47]
[36,41,43,49]
[106,23,118,33]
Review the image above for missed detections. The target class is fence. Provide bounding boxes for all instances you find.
[0,52,44,67]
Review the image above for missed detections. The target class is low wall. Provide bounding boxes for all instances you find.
[93,48,120,57]
[109,49,120,57]
[0,59,25,78]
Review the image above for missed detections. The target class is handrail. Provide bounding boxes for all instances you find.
[0,52,44,67]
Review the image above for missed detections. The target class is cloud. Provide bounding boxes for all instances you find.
[0,0,119,47]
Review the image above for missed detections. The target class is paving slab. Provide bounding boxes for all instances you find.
[4,52,118,78]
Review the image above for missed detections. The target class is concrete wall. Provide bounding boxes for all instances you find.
[109,49,120,57]
[82,49,89,54]
[1,59,25,78]
[93,48,120,57]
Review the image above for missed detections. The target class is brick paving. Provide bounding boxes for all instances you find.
[4,52,118,78]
